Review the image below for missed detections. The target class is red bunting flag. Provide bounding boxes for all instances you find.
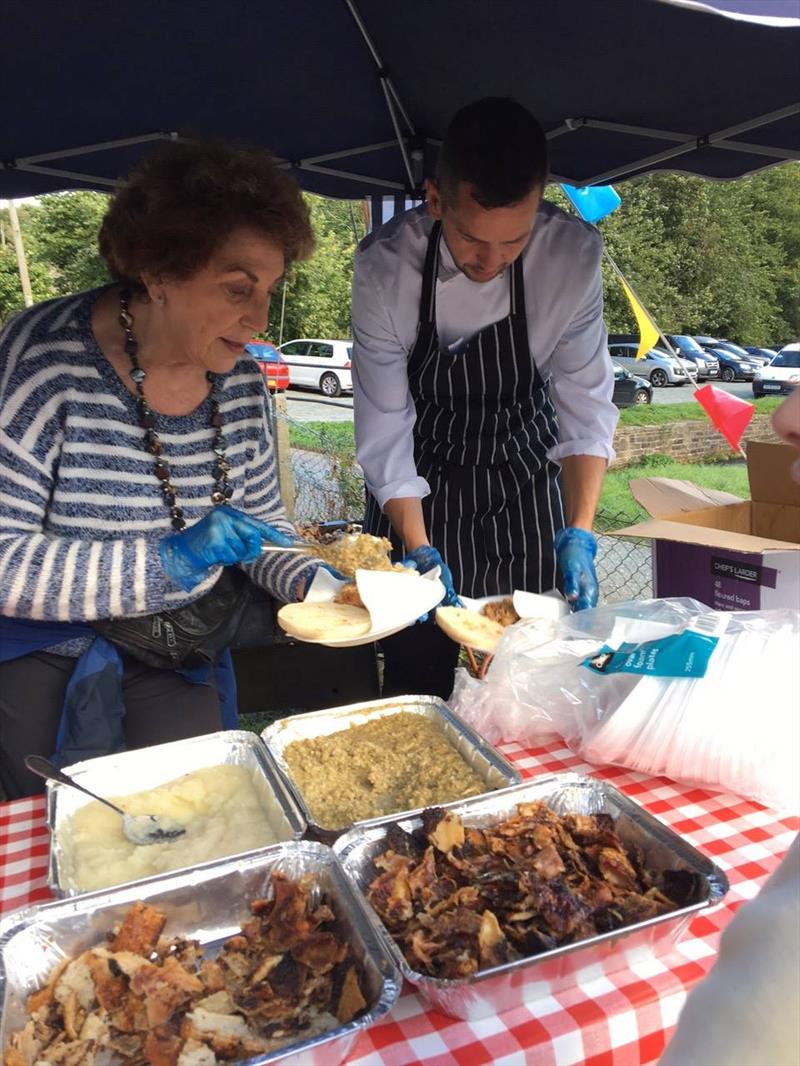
[694,384,755,452]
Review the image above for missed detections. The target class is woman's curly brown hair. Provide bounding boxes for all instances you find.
[99,140,314,288]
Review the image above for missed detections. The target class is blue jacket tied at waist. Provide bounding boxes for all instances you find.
[0,617,237,766]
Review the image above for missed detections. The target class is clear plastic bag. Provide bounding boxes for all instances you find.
[450,598,800,812]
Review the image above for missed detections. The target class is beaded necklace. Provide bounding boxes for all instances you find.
[119,289,232,532]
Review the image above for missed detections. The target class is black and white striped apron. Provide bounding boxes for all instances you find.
[364,221,565,599]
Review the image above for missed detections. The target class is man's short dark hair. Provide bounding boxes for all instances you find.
[436,98,549,209]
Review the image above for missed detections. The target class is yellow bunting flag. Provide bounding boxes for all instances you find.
[619,277,660,360]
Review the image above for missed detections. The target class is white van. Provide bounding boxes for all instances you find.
[278,338,353,397]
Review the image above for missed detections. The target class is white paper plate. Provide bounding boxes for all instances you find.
[285,566,445,648]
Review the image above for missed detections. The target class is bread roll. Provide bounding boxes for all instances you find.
[277,602,372,642]
[435,606,506,654]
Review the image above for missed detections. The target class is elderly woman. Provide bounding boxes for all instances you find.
[0,142,323,798]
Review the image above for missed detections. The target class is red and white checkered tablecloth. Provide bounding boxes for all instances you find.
[1,740,797,1066]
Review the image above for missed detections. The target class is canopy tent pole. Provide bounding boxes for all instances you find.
[558,103,800,186]
[280,138,409,196]
[1,132,179,191]
[7,165,119,188]
[3,98,794,199]
[343,0,421,193]
[298,162,404,190]
[288,140,399,166]
[16,132,180,164]
[342,0,415,133]
[380,79,416,190]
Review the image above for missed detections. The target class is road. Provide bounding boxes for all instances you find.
[650,378,754,404]
[283,380,756,421]
[284,387,354,423]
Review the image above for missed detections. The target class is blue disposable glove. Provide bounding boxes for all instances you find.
[402,545,463,608]
[160,507,300,591]
[554,527,599,612]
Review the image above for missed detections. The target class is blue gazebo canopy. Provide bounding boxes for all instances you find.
[1,0,797,200]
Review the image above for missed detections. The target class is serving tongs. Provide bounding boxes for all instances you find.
[259,542,314,555]
[259,521,362,555]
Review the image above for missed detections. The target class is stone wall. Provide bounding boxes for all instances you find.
[611,414,781,468]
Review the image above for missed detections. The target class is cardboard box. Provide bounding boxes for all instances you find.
[611,441,800,611]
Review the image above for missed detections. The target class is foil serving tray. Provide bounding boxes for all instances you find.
[334,773,729,1020]
[47,730,305,896]
[261,695,521,843]
[0,841,401,1066]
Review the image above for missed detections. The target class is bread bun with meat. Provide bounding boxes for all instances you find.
[277,602,371,641]
[435,606,506,654]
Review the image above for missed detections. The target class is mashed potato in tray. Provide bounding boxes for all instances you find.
[62,764,279,892]
[282,712,487,829]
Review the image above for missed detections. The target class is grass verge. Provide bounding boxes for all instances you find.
[597,455,749,529]
[287,421,755,531]
[289,421,355,452]
[290,399,782,448]
[618,395,782,426]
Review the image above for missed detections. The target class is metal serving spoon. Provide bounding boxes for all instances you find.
[25,755,186,846]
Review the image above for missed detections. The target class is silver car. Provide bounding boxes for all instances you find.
[665,334,720,380]
[607,342,689,387]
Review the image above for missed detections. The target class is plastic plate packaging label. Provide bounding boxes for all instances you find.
[583,624,724,678]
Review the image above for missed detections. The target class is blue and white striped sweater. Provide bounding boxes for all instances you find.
[0,288,316,624]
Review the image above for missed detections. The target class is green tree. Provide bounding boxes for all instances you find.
[272,196,366,343]
[0,246,56,324]
[741,164,800,342]
[26,191,111,296]
[545,166,798,345]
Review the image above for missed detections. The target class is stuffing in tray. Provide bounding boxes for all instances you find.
[366,803,704,979]
[4,876,367,1066]
[282,713,487,828]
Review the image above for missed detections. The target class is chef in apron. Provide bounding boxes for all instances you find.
[352,98,618,699]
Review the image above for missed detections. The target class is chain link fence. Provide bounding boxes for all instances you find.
[271,397,653,604]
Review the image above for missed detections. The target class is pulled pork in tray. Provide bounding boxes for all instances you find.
[366,803,704,980]
[5,875,367,1066]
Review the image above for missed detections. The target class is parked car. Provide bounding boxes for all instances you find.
[752,343,800,398]
[612,362,652,406]
[693,337,760,382]
[664,334,719,380]
[245,340,289,391]
[714,339,770,367]
[745,346,778,363]
[606,339,688,387]
[278,338,353,397]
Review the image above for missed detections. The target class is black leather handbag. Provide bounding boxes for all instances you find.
[91,567,252,671]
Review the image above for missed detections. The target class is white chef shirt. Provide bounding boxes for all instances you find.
[352,201,618,509]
